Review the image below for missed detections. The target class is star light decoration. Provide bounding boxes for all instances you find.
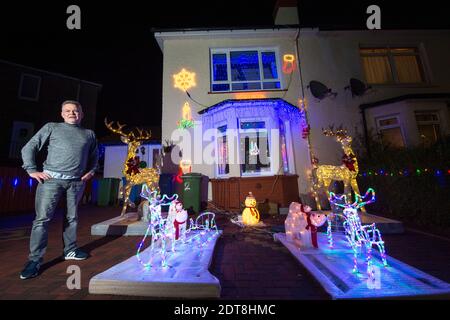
[173,68,196,92]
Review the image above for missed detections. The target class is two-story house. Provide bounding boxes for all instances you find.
[153,1,450,211]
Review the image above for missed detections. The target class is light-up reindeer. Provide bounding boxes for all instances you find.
[328,188,387,280]
[137,184,219,268]
[313,125,364,211]
[104,119,160,216]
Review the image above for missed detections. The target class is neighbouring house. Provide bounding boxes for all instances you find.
[0,59,102,214]
[100,129,162,179]
[0,59,102,165]
[153,0,450,211]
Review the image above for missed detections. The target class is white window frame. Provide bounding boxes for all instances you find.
[281,120,296,174]
[215,121,230,178]
[18,73,41,101]
[376,114,406,147]
[210,47,283,93]
[415,110,441,142]
[360,46,427,85]
[238,117,274,177]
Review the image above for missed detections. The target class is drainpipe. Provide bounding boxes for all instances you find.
[294,28,305,101]
[360,105,371,157]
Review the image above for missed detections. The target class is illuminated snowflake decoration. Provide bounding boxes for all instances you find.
[173,68,196,92]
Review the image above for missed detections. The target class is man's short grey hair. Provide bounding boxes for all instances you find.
[61,100,83,112]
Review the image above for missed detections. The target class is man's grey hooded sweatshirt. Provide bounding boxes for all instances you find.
[21,122,98,177]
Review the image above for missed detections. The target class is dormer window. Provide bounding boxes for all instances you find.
[210,48,282,92]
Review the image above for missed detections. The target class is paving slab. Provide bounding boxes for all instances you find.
[89,230,222,298]
[91,212,149,236]
[274,232,450,299]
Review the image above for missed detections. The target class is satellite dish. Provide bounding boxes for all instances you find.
[345,78,372,97]
[307,81,338,100]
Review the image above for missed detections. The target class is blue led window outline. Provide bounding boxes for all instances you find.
[212,53,228,81]
[230,51,260,81]
[210,48,283,92]
[231,82,262,91]
[240,121,266,130]
[262,82,281,89]
[261,52,278,79]
[212,83,230,91]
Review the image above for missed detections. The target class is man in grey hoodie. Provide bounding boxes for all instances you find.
[20,100,98,280]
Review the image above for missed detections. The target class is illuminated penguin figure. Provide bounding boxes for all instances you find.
[241,192,260,226]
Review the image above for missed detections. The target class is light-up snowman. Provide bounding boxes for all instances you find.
[241,192,260,226]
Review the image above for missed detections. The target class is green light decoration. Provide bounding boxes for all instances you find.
[177,102,195,129]
[177,119,195,129]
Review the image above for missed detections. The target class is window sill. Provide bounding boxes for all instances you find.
[241,172,273,177]
[215,175,230,179]
[208,89,288,95]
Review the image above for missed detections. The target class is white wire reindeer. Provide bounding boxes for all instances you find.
[327,188,388,279]
[136,184,219,268]
[137,185,180,268]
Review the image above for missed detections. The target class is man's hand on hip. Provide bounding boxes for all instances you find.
[29,172,51,184]
[81,172,94,181]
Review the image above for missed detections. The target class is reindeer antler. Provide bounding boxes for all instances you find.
[328,191,349,209]
[105,118,152,141]
[352,188,376,210]
[322,124,348,137]
[104,118,128,137]
[328,188,375,210]
[135,127,152,141]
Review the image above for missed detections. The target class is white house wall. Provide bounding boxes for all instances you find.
[161,36,311,195]
[160,29,450,200]
[299,29,450,163]
[104,144,161,178]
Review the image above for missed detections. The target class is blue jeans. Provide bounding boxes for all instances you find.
[28,179,85,263]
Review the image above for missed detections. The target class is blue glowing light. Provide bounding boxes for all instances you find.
[240,121,266,130]
[13,177,19,188]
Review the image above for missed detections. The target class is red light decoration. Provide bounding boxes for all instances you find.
[282,54,296,74]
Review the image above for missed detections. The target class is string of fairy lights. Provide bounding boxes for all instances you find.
[358,168,450,177]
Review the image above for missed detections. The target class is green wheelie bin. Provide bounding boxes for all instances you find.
[181,173,202,214]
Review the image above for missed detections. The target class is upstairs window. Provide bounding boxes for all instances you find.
[360,47,425,84]
[18,73,41,101]
[210,48,282,92]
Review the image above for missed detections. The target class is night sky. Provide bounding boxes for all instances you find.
[1,0,448,138]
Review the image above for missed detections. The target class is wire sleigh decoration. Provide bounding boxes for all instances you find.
[136,184,219,268]
[327,188,388,279]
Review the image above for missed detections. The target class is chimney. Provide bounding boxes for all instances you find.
[273,0,299,25]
